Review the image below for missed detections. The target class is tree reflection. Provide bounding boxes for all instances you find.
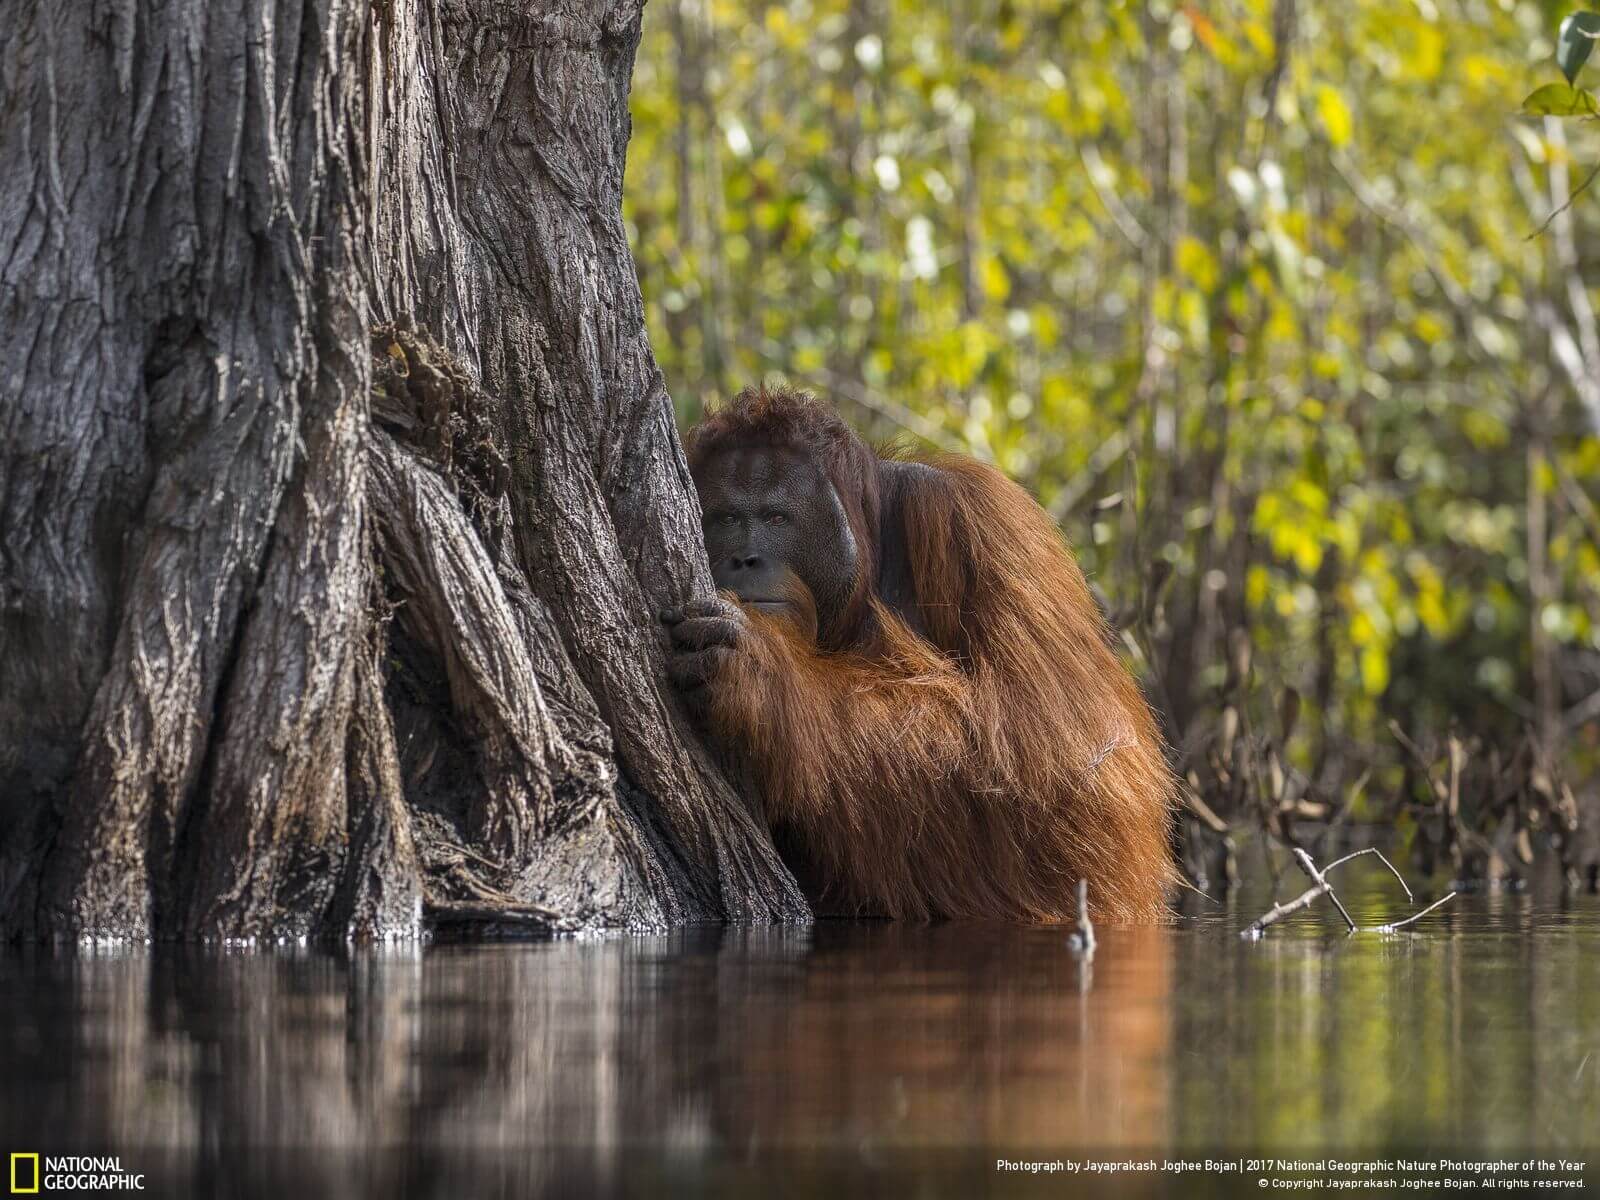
[1,887,1597,1196]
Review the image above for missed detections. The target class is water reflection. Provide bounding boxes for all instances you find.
[0,863,1596,1197]
[1173,873,1600,1156]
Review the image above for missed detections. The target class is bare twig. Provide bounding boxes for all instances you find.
[1292,847,1356,932]
[1078,143,1148,249]
[1526,157,1600,240]
[1330,154,1473,313]
[1322,846,1414,902]
[1565,686,1600,732]
[1368,891,1457,933]
[1387,719,1442,793]
[1048,428,1131,520]
[1067,879,1096,992]
[1550,455,1600,550]
[1243,846,1457,939]
[1067,878,1097,959]
[1312,767,1370,856]
[1183,785,1231,835]
[1531,120,1600,430]
[1240,882,1330,940]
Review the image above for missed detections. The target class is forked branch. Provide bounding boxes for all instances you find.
[1242,845,1456,940]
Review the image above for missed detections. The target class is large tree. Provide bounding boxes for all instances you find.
[0,0,808,941]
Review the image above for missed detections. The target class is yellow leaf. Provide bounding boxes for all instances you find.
[1246,565,1270,608]
[1403,22,1445,81]
[979,256,1011,302]
[1360,645,1390,696]
[1293,537,1324,576]
[1417,591,1450,638]
[1316,86,1353,148]
[1240,20,1274,58]
[1413,312,1448,344]
[1175,235,1219,291]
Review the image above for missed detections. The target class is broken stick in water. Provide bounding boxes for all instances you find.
[1368,891,1458,932]
[1067,878,1095,992]
[1241,879,1332,940]
[1067,878,1096,958]
[1241,846,1457,940]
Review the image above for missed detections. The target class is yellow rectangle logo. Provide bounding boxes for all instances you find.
[9,1153,39,1194]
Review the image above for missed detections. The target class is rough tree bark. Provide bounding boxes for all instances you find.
[0,0,808,941]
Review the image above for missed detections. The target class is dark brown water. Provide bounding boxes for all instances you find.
[1,860,1596,1197]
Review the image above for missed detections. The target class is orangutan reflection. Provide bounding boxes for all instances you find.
[0,922,1174,1193]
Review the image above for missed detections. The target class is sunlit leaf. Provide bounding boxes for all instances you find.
[1317,86,1354,147]
[1175,236,1219,291]
[1520,82,1599,116]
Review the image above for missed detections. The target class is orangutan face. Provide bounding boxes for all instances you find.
[692,444,858,639]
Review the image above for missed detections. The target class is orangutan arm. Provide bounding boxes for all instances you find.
[665,594,973,819]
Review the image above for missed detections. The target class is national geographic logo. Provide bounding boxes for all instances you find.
[8,1156,37,1194]
[8,1156,143,1192]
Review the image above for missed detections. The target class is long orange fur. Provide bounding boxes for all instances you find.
[688,386,1176,922]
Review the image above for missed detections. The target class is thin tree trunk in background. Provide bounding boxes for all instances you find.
[690,3,731,397]
[1528,409,1559,763]
[670,0,729,403]
[0,0,808,942]
[954,1,982,325]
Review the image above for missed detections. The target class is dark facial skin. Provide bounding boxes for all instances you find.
[662,445,858,704]
[691,445,858,633]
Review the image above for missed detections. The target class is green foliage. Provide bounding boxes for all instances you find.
[1521,82,1598,115]
[625,0,1600,799]
[1526,10,1600,113]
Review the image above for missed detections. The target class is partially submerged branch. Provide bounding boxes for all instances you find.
[1067,878,1096,958]
[1067,879,1096,992]
[1241,881,1332,940]
[1290,847,1356,932]
[1369,892,1459,933]
[1242,846,1457,940]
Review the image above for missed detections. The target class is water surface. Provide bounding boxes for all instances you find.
[1,860,1596,1196]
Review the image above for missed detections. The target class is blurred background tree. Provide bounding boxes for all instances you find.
[624,0,1600,887]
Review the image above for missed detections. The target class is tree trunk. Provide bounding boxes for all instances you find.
[0,0,808,941]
